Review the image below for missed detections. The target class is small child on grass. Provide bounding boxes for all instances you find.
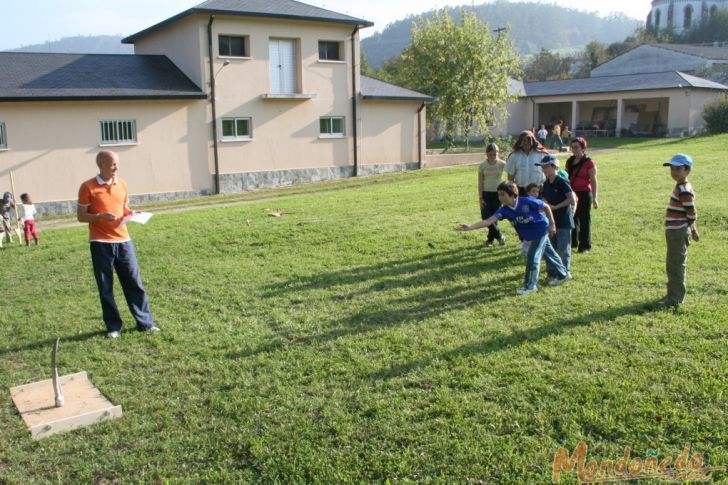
[456,181,571,295]
[19,193,40,246]
[659,154,699,307]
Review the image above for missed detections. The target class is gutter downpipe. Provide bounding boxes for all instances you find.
[351,26,359,177]
[207,16,221,194]
[417,102,425,169]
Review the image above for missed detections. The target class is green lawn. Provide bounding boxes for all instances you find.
[1,135,727,483]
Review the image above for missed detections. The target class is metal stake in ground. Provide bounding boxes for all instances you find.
[52,338,64,407]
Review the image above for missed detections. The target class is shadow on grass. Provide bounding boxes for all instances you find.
[0,331,103,356]
[230,246,521,359]
[368,300,657,381]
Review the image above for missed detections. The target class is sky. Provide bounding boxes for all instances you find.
[0,0,652,51]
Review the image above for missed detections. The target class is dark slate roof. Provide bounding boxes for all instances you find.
[653,43,728,61]
[523,71,728,97]
[123,0,373,44]
[360,76,434,102]
[0,52,206,102]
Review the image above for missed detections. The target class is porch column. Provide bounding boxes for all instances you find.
[616,98,624,138]
[534,101,540,128]
[571,101,578,134]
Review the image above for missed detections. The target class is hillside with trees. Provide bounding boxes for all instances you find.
[362,1,641,68]
[6,35,132,54]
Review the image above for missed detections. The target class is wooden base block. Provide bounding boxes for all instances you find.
[10,371,122,440]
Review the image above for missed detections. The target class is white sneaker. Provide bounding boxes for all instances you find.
[549,273,573,286]
[106,331,120,339]
[516,286,538,295]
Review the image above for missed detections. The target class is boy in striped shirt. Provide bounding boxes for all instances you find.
[660,153,700,307]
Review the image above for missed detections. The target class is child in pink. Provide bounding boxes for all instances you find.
[19,193,39,245]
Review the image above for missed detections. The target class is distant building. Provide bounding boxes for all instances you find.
[647,0,728,34]
[590,43,728,79]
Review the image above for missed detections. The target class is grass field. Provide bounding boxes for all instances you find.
[1,135,726,483]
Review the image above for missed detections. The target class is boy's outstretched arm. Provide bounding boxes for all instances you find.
[456,215,498,231]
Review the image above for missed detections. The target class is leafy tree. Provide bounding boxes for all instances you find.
[583,41,610,70]
[360,52,374,77]
[606,28,655,58]
[703,93,728,134]
[522,49,573,81]
[682,10,728,43]
[387,8,520,145]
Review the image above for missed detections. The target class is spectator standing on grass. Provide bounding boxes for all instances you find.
[550,120,564,151]
[456,181,571,295]
[77,150,160,339]
[536,155,576,276]
[0,197,16,244]
[505,130,546,196]
[561,124,571,141]
[18,193,39,246]
[659,154,699,307]
[565,137,599,254]
[478,143,507,247]
[537,124,548,146]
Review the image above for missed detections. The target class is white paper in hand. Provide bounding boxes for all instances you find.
[120,212,153,226]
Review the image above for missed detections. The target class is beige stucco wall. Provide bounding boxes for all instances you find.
[492,97,531,137]
[133,16,206,89]
[213,18,357,173]
[135,15,371,174]
[0,100,209,204]
[360,100,422,165]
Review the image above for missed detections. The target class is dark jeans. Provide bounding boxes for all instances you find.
[90,241,155,332]
[572,191,592,251]
[550,134,563,150]
[480,191,503,243]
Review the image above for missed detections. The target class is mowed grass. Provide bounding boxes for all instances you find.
[1,135,727,484]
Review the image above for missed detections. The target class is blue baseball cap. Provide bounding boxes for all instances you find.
[663,153,693,168]
[535,154,559,167]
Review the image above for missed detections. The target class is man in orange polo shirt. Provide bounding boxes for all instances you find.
[77,150,160,339]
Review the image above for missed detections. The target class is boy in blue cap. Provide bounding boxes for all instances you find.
[660,153,700,307]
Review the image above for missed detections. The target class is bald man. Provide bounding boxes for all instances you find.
[77,150,160,338]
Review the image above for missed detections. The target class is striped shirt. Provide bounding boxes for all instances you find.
[665,181,697,229]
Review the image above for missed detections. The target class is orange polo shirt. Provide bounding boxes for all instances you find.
[77,176,131,242]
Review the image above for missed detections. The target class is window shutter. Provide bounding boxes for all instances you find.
[269,39,296,94]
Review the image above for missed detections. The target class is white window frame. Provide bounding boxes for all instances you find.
[319,116,345,138]
[221,117,253,141]
[0,122,7,149]
[100,119,137,146]
[219,34,250,58]
[318,40,344,62]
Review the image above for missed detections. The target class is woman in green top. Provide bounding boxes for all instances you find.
[478,143,507,247]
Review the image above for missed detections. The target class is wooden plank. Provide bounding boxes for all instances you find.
[10,371,123,440]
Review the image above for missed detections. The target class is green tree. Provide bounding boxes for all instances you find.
[389,8,520,145]
[703,93,728,134]
[360,52,374,77]
[522,49,573,81]
[683,10,728,43]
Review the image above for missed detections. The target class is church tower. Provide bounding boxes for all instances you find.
[647,0,728,33]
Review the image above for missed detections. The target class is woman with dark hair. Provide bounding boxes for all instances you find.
[478,143,507,247]
[565,137,599,253]
[505,130,547,196]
